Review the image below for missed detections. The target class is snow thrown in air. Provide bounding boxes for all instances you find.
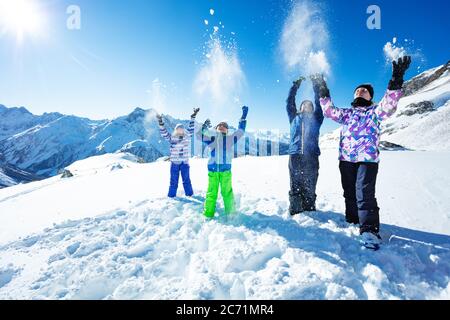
[280,0,331,76]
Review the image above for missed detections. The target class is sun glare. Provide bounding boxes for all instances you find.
[0,0,44,42]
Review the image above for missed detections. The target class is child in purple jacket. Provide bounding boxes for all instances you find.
[157,108,200,198]
[316,56,411,250]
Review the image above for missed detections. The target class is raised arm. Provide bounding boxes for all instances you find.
[375,56,411,120]
[231,106,249,141]
[375,90,403,120]
[157,114,172,143]
[315,77,352,125]
[311,75,324,124]
[187,108,200,137]
[320,98,352,125]
[286,77,304,123]
[196,119,214,145]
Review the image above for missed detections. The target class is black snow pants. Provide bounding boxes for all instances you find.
[339,161,380,234]
[289,154,319,214]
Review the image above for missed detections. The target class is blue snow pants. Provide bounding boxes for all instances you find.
[168,162,194,198]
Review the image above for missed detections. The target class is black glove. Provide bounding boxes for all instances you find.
[191,108,200,118]
[310,74,323,91]
[389,56,411,90]
[202,119,212,131]
[293,76,306,89]
[318,81,330,99]
[156,114,164,126]
[309,74,330,98]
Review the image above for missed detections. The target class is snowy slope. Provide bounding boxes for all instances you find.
[0,151,449,300]
[383,62,450,150]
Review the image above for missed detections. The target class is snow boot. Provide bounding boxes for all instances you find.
[346,216,360,225]
[289,192,304,216]
[360,231,382,251]
[302,197,316,212]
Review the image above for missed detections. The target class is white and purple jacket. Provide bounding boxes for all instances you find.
[159,119,195,164]
[320,89,403,163]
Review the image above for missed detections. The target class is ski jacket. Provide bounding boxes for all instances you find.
[287,85,324,156]
[320,89,403,163]
[197,119,247,172]
[159,118,195,164]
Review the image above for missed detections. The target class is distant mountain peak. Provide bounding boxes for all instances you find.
[126,107,149,122]
[0,105,32,115]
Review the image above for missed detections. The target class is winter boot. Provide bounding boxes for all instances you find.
[360,231,382,251]
[346,216,360,225]
[289,192,304,216]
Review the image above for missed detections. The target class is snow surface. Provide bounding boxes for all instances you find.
[384,70,450,150]
[0,151,449,300]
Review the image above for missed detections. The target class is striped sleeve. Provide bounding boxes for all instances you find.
[159,125,171,142]
[187,118,195,137]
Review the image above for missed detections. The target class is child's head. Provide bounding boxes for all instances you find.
[174,124,185,136]
[216,122,229,134]
[354,84,374,102]
[300,100,314,114]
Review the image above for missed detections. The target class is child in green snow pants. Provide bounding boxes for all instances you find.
[196,106,249,218]
[204,171,235,218]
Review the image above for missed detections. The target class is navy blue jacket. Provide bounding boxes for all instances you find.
[287,84,324,156]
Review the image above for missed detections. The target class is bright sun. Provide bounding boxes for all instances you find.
[0,0,44,41]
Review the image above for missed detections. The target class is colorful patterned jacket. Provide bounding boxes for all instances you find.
[159,118,195,164]
[320,89,403,163]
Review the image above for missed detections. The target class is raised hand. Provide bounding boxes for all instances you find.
[241,106,249,120]
[203,119,212,130]
[309,74,330,98]
[156,114,164,126]
[293,76,306,88]
[310,74,324,86]
[318,80,330,99]
[389,56,412,90]
[191,108,200,118]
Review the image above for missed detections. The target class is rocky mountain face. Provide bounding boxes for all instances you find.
[402,61,450,97]
[0,163,41,188]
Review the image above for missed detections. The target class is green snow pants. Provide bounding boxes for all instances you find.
[204,171,235,218]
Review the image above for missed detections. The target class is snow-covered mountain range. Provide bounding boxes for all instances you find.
[0,105,288,188]
[320,61,450,151]
[0,106,176,179]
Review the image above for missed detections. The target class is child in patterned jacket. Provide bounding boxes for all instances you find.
[157,108,200,198]
[316,56,411,249]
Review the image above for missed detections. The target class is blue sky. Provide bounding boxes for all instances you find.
[0,0,449,134]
